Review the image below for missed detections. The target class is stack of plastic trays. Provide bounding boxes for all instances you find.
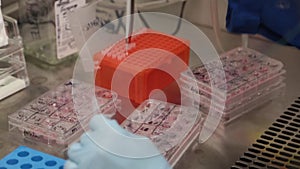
[8,79,120,150]
[180,47,286,124]
[121,99,203,167]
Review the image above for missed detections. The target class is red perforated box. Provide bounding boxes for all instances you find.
[94,29,190,104]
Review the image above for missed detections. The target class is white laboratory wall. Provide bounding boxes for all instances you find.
[184,0,228,30]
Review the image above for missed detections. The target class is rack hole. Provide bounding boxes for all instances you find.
[31,156,43,162]
[275,156,288,162]
[271,161,284,167]
[274,139,286,145]
[273,123,284,128]
[17,151,29,157]
[278,134,290,140]
[45,161,57,167]
[294,155,300,160]
[266,148,278,154]
[235,161,247,167]
[285,126,298,132]
[283,111,295,116]
[20,163,33,169]
[284,147,297,153]
[276,119,289,124]
[244,152,256,158]
[262,152,274,158]
[257,157,270,163]
[6,159,18,165]
[291,104,300,109]
[279,151,293,157]
[285,165,298,169]
[291,138,300,144]
[293,118,300,123]
[290,122,300,128]
[280,115,292,120]
[265,131,277,136]
[240,157,252,163]
[261,135,273,141]
[257,139,269,145]
[288,107,299,112]
[288,143,300,149]
[269,127,281,132]
[249,166,259,169]
[270,143,283,149]
[282,130,294,136]
[290,160,300,166]
[253,161,266,167]
[248,148,261,154]
[253,143,265,149]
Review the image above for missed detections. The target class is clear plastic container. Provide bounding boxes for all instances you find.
[18,0,86,65]
[179,75,285,111]
[0,15,29,100]
[180,47,285,101]
[121,99,203,167]
[8,79,120,149]
[179,47,286,124]
[182,83,285,123]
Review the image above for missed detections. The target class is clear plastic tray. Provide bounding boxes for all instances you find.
[182,83,285,124]
[8,79,120,147]
[121,99,203,167]
[0,16,29,100]
[180,75,285,112]
[180,47,285,101]
[0,48,25,80]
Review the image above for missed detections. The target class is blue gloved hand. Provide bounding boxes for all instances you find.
[64,114,171,169]
[226,0,300,48]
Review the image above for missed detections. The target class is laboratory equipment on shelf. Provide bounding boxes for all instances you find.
[0,15,29,100]
[18,0,86,65]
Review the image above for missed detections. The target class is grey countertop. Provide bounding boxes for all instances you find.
[0,25,300,169]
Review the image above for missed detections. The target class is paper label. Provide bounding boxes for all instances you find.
[55,0,86,59]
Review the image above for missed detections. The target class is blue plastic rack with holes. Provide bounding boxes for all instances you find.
[0,146,65,169]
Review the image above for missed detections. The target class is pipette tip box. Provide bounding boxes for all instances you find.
[94,29,190,104]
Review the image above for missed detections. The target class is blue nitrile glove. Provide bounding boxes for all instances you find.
[226,0,300,48]
[64,114,171,169]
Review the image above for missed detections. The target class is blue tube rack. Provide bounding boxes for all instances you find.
[0,146,65,169]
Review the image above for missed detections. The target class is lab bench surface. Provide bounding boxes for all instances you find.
[0,25,300,169]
